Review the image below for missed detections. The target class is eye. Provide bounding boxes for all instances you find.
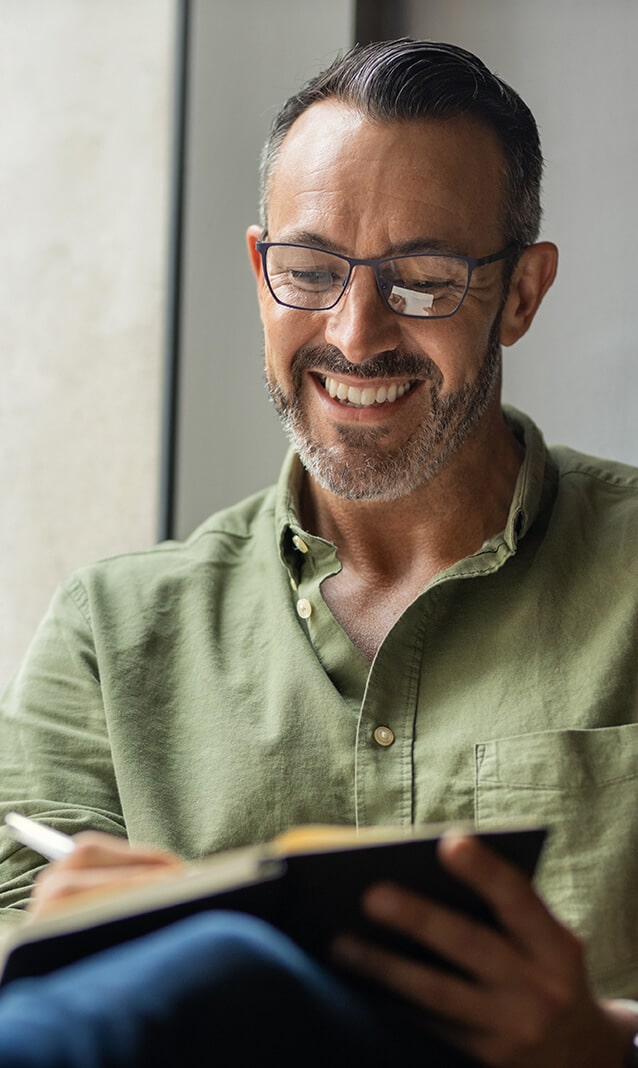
[409,277,458,293]
[288,268,338,291]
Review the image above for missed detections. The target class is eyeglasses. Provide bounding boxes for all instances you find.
[255,240,518,319]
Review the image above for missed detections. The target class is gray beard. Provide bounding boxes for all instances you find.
[265,316,503,501]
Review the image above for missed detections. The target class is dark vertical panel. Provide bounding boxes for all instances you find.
[354,0,410,42]
[158,0,190,541]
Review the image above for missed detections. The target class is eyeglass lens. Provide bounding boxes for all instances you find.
[264,245,470,318]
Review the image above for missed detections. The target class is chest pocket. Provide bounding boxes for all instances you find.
[475,724,638,997]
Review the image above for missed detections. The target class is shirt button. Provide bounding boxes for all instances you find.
[373,725,395,747]
[296,598,312,619]
[292,535,309,554]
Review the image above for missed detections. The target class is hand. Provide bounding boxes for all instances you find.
[331,833,637,1067]
[29,831,185,920]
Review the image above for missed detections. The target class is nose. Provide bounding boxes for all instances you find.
[323,264,403,365]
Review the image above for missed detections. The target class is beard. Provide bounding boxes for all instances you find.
[265,314,503,502]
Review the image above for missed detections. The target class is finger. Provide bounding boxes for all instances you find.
[331,932,489,1029]
[330,934,521,1066]
[64,832,181,870]
[361,880,524,986]
[437,834,582,970]
[330,930,598,1068]
[30,861,184,917]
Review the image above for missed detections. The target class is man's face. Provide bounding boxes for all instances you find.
[248,101,513,500]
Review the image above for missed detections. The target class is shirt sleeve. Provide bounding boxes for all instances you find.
[0,578,125,925]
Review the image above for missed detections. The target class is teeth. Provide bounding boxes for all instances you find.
[323,375,412,408]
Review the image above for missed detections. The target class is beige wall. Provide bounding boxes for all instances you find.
[0,1,175,690]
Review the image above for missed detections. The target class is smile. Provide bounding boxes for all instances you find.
[320,374,414,408]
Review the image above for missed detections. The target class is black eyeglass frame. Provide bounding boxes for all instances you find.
[255,239,520,320]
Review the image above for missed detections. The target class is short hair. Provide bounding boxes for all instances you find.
[259,39,544,249]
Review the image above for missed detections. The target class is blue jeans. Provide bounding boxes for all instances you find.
[0,912,477,1066]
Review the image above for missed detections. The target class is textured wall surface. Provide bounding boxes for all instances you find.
[0,1,175,690]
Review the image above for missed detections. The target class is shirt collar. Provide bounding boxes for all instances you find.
[274,449,339,583]
[501,405,553,550]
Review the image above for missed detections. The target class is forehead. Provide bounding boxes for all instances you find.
[267,100,508,254]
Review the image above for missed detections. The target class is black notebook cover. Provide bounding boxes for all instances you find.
[0,824,547,987]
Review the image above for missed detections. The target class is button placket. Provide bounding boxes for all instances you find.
[354,602,428,827]
[291,532,313,619]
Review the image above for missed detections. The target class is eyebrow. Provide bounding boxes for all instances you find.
[274,229,465,259]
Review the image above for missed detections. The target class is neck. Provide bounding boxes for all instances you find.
[300,406,524,586]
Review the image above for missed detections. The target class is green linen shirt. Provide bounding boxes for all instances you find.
[1,408,637,996]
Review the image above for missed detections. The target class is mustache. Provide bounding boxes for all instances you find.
[291,344,443,389]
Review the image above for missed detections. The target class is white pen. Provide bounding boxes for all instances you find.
[3,811,76,861]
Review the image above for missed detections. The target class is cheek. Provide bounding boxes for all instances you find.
[422,320,495,391]
[261,311,303,389]
[262,305,322,364]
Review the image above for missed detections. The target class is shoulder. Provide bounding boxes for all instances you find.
[550,445,638,518]
[551,445,638,494]
[165,484,279,555]
[61,484,278,621]
[547,444,638,552]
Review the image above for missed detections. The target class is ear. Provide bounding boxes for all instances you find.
[246,224,264,283]
[499,242,558,347]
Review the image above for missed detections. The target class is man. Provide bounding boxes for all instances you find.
[0,38,637,1066]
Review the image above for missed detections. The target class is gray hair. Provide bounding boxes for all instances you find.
[259,39,543,249]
